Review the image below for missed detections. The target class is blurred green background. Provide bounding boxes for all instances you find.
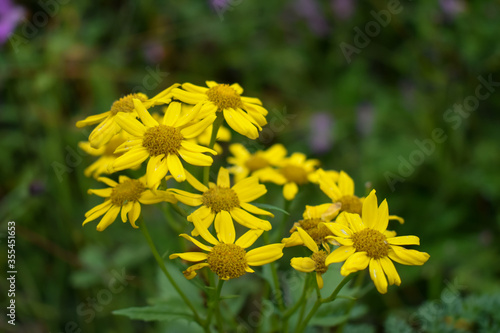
[1,0,500,332]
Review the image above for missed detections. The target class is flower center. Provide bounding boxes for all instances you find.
[207,243,247,279]
[298,218,332,245]
[110,179,145,206]
[337,195,363,215]
[202,186,240,213]
[245,155,270,172]
[142,125,184,156]
[206,84,243,110]
[110,93,148,115]
[351,229,389,259]
[311,250,328,275]
[280,165,309,185]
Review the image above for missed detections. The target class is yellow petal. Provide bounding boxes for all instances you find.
[240,202,274,217]
[281,231,304,247]
[290,257,316,272]
[340,252,370,276]
[362,190,378,229]
[169,252,208,262]
[388,246,430,266]
[235,229,264,249]
[167,154,186,182]
[87,188,113,198]
[232,177,267,202]
[111,147,149,172]
[170,189,203,206]
[214,211,235,244]
[323,222,353,238]
[96,205,120,231]
[146,155,168,188]
[180,114,217,139]
[325,246,356,265]
[316,273,324,289]
[241,96,262,105]
[297,227,318,253]
[283,182,298,201]
[184,169,208,192]
[191,214,219,245]
[230,208,272,231]
[373,199,389,232]
[163,101,181,126]
[380,257,401,286]
[230,83,243,94]
[389,215,405,224]
[246,244,285,266]
[181,140,217,154]
[338,171,354,196]
[369,258,388,294]
[97,177,117,187]
[178,148,214,167]
[172,88,207,105]
[76,112,111,128]
[128,201,141,228]
[340,212,365,233]
[182,83,209,94]
[133,98,158,128]
[121,201,133,222]
[179,234,213,252]
[83,201,112,223]
[387,236,420,246]
[181,262,209,280]
[115,113,146,137]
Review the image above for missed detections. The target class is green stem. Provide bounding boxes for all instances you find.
[263,231,285,313]
[283,273,312,332]
[203,114,224,185]
[170,202,188,218]
[295,274,356,333]
[337,271,365,333]
[139,218,207,331]
[273,198,291,243]
[162,203,183,234]
[214,279,225,332]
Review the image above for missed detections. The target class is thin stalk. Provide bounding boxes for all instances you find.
[273,198,291,243]
[139,218,207,331]
[263,231,285,313]
[283,273,311,332]
[295,274,356,333]
[203,114,224,185]
[337,271,365,333]
[214,279,225,332]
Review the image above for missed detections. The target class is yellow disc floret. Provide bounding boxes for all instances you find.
[202,186,240,213]
[142,125,184,156]
[351,228,389,259]
[338,195,363,215]
[110,179,145,206]
[311,250,328,274]
[298,218,332,245]
[207,243,247,279]
[206,84,243,110]
[280,165,309,185]
[110,93,148,115]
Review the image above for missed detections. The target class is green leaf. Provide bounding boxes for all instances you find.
[113,305,194,322]
[252,202,290,215]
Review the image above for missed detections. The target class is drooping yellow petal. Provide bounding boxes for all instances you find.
[169,252,208,262]
[146,155,168,188]
[283,182,299,201]
[133,98,158,128]
[120,201,133,222]
[230,208,272,231]
[388,246,430,266]
[240,202,274,217]
[316,273,324,289]
[290,257,316,272]
[297,227,319,253]
[96,205,120,231]
[246,244,285,266]
[380,257,401,286]
[178,148,214,167]
[83,200,112,222]
[97,177,118,187]
[179,234,213,252]
[214,211,235,244]
[180,114,217,139]
[111,147,149,172]
[325,246,356,265]
[182,263,209,280]
[76,112,111,128]
[115,113,146,137]
[170,189,203,206]
[167,154,186,182]
[369,258,388,294]
[340,251,370,276]
[235,229,264,249]
[191,214,219,246]
[128,201,141,228]
[281,231,304,247]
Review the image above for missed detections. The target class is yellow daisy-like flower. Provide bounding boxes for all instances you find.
[82,175,176,231]
[78,132,131,178]
[318,170,403,223]
[254,152,320,201]
[109,100,217,188]
[76,84,179,148]
[290,227,332,289]
[169,214,285,280]
[309,168,339,184]
[323,190,430,294]
[172,81,268,139]
[227,143,287,183]
[282,204,334,249]
[171,167,273,238]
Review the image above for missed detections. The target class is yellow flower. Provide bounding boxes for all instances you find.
[282,204,335,249]
[82,175,176,231]
[290,227,332,289]
[323,190,430,294]
[318,170,404,223]
[171,167,273,237]
[309,168,339,184]
[172,81,268,139]
[227,143,287,183]
[109,100,217,188]
[76,84,179,148]
[169,214,285,280]
[254,152,320,201]
[78,132,132,178]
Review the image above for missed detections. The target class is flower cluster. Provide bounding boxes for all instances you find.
[78,80,429,293]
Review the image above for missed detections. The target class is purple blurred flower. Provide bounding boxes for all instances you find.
[0,0,24,45]
[356,103,374,136]
[439,0,465,18]
[293,0,330,37]
[310,112,334,154]
[142,40,166,64]
[331,0,356,21]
